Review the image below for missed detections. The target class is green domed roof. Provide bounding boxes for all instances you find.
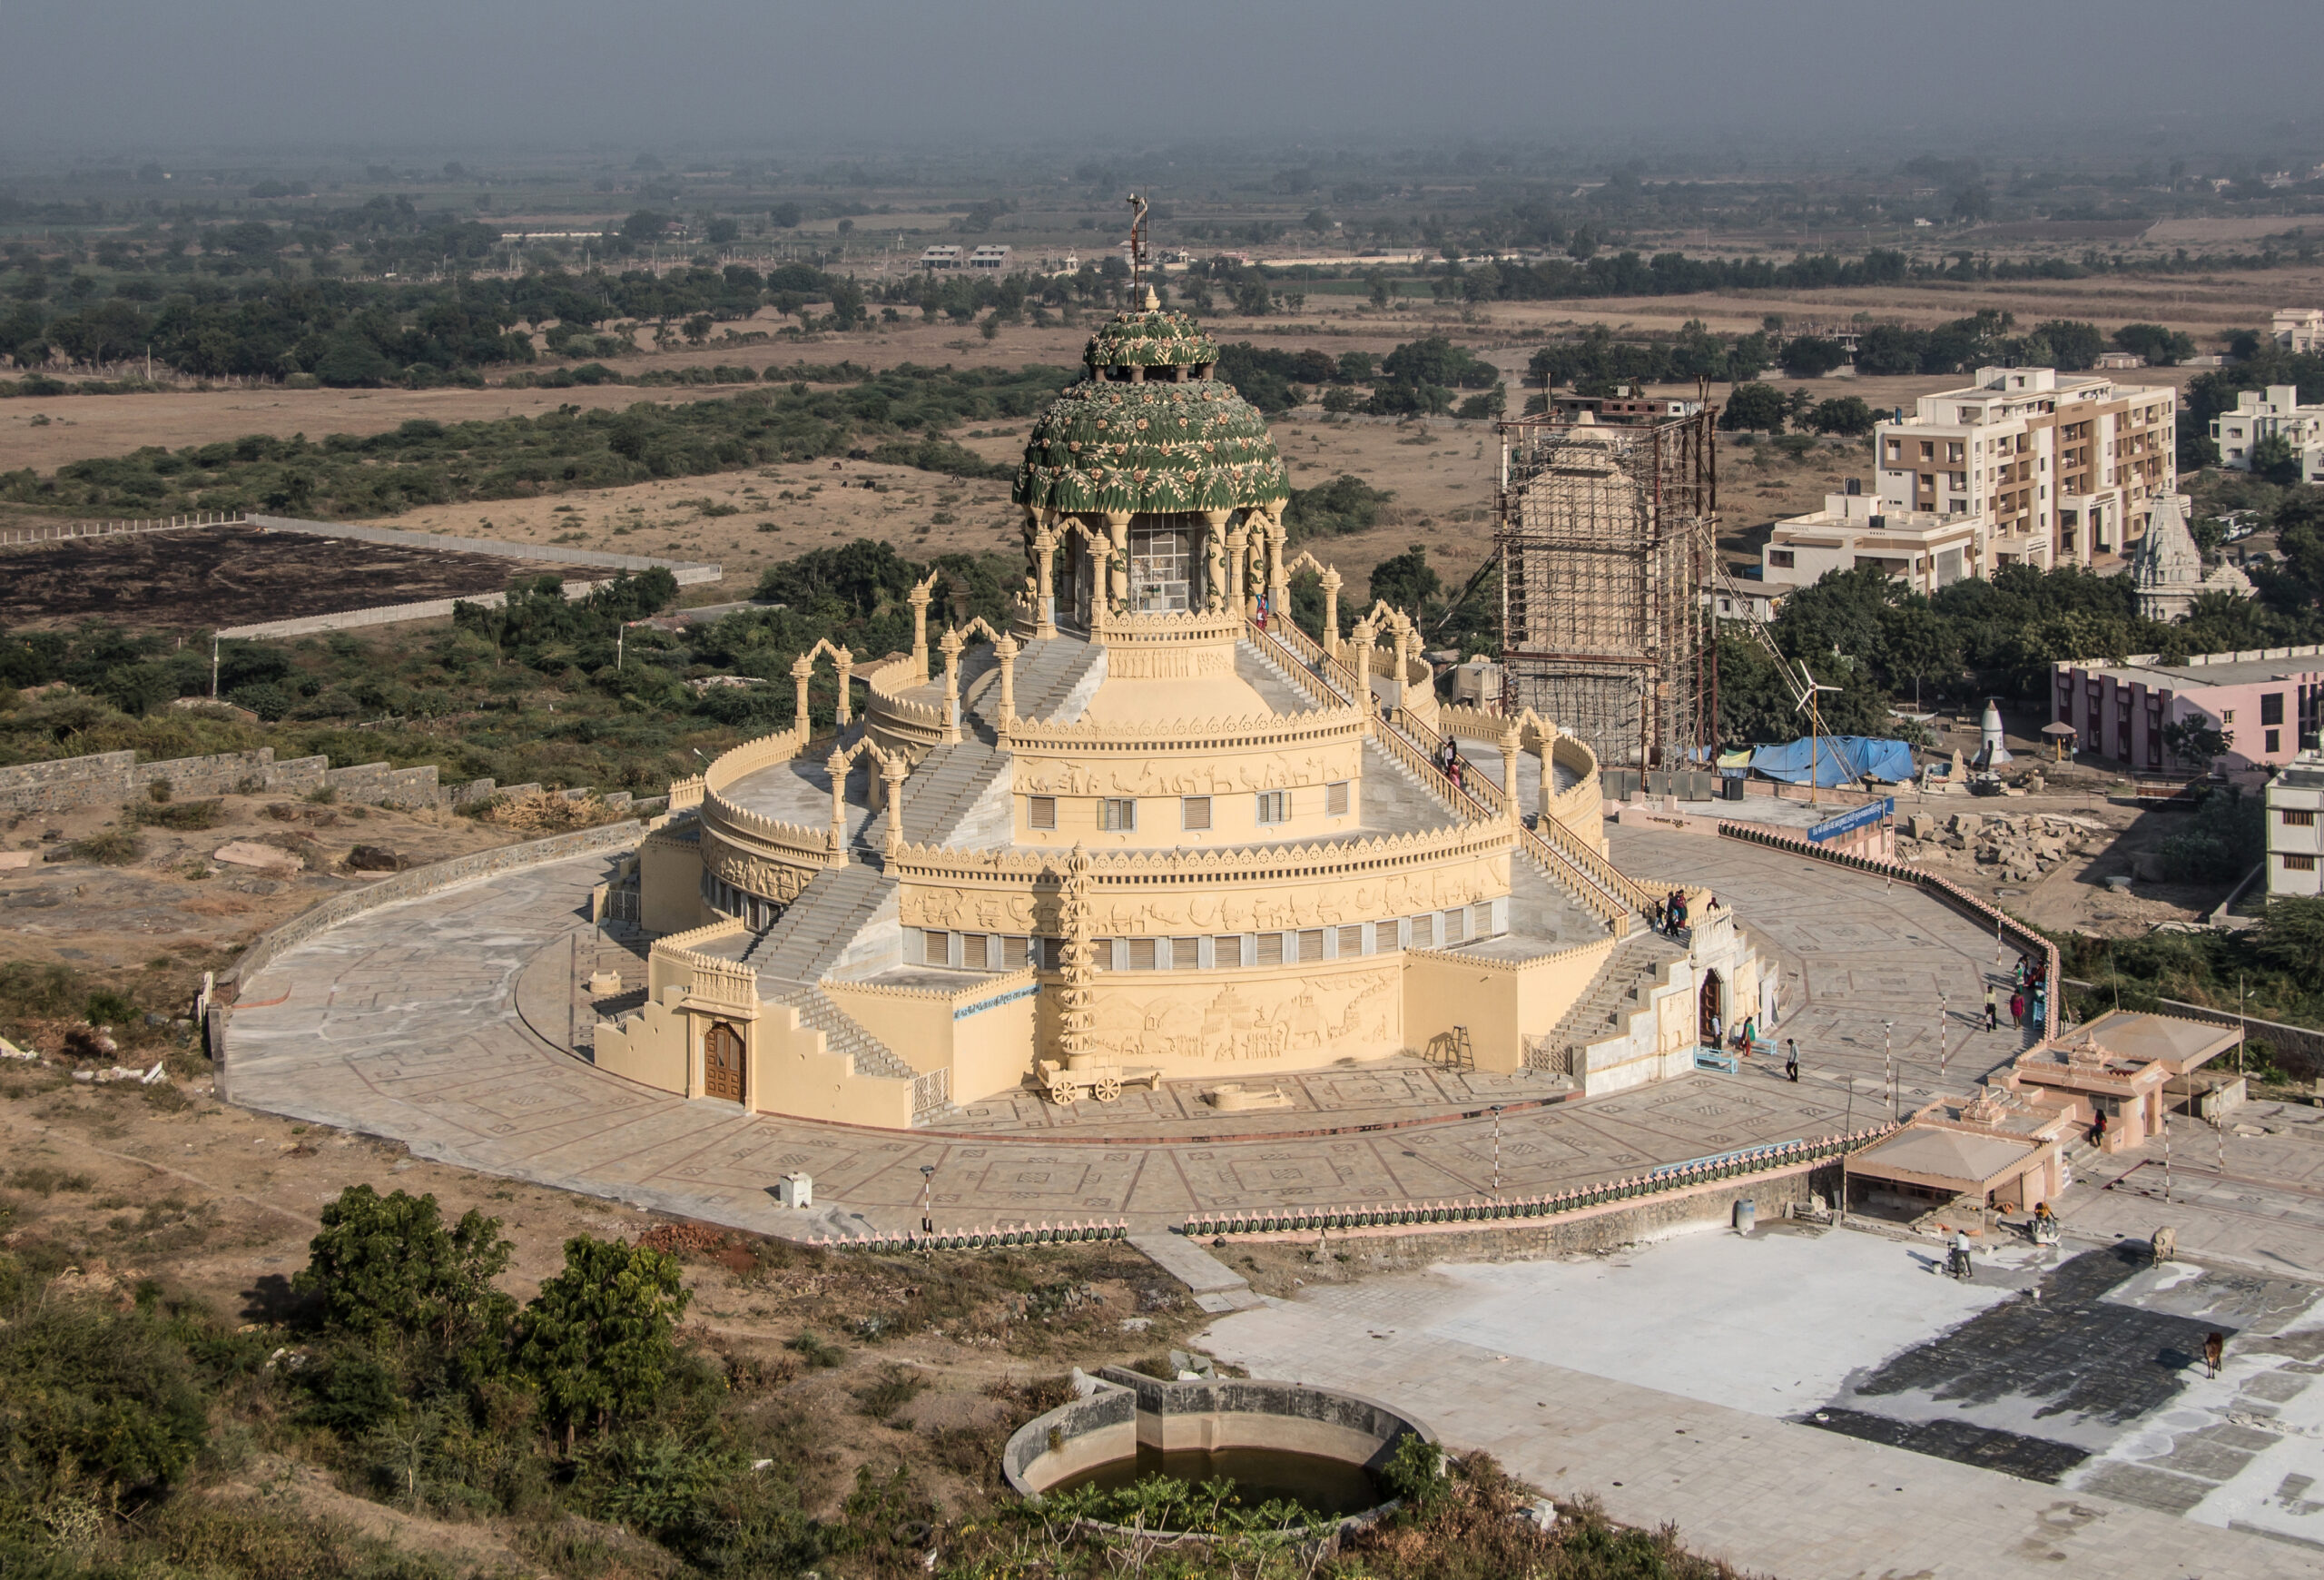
[1083,307,1218,370]
[1012,379,1290,516]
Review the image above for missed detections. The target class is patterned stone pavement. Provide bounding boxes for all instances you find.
[1607,825,2042,1117]
[226,829,2022,1239]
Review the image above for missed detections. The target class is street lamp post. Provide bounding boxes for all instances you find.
[1490,1106,1503,1200]
[919,1164,936,1238]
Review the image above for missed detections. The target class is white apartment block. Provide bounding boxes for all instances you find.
[2274,308,2323,354]
[1876,365,2177,570]
[2213,385,2324,485]
[1760,484,1986,597]
[2267,749,2324,900]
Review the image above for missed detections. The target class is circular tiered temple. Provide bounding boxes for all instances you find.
[601,301,1762,1129]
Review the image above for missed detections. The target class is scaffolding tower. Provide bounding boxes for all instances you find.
[1495,406,1717,770]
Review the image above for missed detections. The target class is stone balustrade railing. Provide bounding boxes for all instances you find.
[815,1219,1129,1253]
[1181,1128,1889,1239]
[888,817,1514,891]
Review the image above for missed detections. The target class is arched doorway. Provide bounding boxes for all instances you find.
[1698,971,1723,1046]
[704,1022,745,1103]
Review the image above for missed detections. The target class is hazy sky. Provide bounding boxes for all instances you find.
[8,0,2321,157]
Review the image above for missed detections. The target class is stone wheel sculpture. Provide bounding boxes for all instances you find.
[1095,1075,1123,1102]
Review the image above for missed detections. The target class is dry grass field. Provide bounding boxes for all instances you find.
[0,262,2306,604]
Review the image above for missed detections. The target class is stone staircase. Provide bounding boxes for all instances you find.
[1536,928,1689,1077]
[741,864,891,983]
[771,983,920,1083]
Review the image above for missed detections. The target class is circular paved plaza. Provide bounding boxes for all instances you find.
[225,825,2035,1239]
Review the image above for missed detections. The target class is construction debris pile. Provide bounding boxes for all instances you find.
[1898,811,2105,885]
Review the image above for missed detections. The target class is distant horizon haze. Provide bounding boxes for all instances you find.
[4,0,2321,159]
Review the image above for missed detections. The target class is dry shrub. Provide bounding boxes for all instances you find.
[482,792,625,834]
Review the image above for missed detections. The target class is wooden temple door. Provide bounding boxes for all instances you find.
[704,1022,745,1102]
[1698,972,1722,1046]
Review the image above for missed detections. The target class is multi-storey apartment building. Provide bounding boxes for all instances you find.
[2268,749,2324,900]
[2274,308,2323,354]
[2212,385,2324,485]
[1758,482,1987,596]
[1875,366,2177,570]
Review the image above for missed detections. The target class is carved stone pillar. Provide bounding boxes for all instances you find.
[793,656,813,739]
[1499,722,1522,824]
[995,633,1019,727]
[825,749,848,854]
[1264,509,1287,617]
[939,627,964,745]
[1032,523,1058,639]
[882,755,908,856]
[1225,522,1248,612]
[1321,568,1343,658]
[907,580,932,684]
[1201,509,1231,613]
[833,649,853,726]
[1104,511,1131,614]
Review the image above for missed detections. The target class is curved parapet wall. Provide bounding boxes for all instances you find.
[1545,735,1604,854]
[1003,1372,1432,1518]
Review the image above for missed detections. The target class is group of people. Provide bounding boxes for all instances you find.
[1649,888,1690,937]
[1981,953,2051,1032]
[1434,737,1469,793]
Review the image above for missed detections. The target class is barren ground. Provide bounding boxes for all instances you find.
[0,523,586,631]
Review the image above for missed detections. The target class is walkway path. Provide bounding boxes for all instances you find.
[227,829,2014,1236]
[1199,1235,2321,1580]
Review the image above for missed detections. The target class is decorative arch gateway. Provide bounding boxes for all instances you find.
[824,734,909,857]
[788,637,856,730]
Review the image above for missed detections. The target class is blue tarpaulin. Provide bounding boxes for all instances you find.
[1749,736,1915,789]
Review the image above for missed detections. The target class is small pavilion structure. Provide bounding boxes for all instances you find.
[1846,1085,2076,1213]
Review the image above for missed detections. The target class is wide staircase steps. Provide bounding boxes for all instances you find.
[772,984,917,1084]
[1540,928,1689,1075]
[1009,633,1108,721]
[900,739,1006,845]
[740,864,891,983]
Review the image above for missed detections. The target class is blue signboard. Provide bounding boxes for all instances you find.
[1807,796,1894,844]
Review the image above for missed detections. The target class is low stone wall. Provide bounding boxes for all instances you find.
[222,819,643,997]
[0,741,546,817]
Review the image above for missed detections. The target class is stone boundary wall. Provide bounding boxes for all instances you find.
[222,819,644,998]
[0,742,578,817]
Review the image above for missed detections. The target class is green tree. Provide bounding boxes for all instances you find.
[0,1304,209,1507]
[517,1236,691,1446]
[1718,381,1787,433]
[2162,715,2231,771]
[2114,322,2197,366]
[1778,336,1848,379]
[2254,895,2324,975]
[1879,600,1959,708]
[295,1186,515,1368]
[2250,432,2303,487]
[1808,396,1877,437]
[2029,319,2106,370]
[1368,543,1441,613]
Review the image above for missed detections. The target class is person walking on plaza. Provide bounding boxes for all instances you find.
[1985,984,1999,1032]
[2010,989,2025,1028]
[2205,1332,2225,1378]
[1784,1039,1800,1082]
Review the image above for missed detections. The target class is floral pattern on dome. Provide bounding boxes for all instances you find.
[1082,309,1221,370]
[1012,380,1291,515]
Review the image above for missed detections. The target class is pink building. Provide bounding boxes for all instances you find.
[2052,646,2324,773]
